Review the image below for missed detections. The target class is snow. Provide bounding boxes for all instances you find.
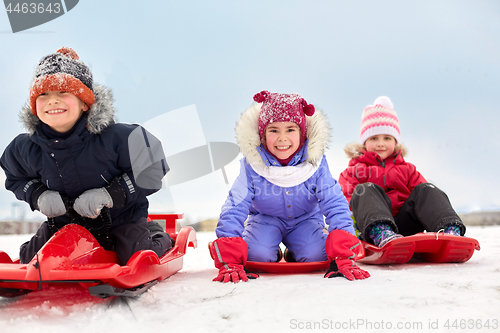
[1,226,499,333]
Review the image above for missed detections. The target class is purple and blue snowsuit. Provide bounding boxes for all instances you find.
[215,104,354,262]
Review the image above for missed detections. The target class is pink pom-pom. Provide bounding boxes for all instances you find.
[57,47,79,60]
[303,103,315,116]
[253,90,269,103]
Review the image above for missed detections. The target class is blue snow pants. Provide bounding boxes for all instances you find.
[243,212,328,262]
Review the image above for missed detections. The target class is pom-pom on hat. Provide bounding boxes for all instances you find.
[255,90,315,144]
[29,47,95,116]
[360,96,401,144]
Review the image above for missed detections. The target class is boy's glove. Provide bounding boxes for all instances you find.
[209,237,259,283]
[37,190,66,217]
[324,229,370,281]
[73,188,113,218]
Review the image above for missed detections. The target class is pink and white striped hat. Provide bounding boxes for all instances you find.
[360,96,401,144]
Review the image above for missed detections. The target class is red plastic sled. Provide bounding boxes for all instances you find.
[0,214,197,298]
[208,241,329,274]
[356,232,480,265]
[245,259,330,274]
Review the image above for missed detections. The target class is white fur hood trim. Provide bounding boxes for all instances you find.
[235,102,330,168]
[20,84,115,136]
[344,142,408,159]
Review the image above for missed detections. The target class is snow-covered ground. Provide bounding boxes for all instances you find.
[1,226,498,333]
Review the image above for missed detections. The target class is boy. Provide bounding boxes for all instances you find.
[0,47,172,264]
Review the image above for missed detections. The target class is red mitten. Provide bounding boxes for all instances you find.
[209,237,259,283]
[324,229,370,281]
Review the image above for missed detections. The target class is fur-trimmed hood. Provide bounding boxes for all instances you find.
[235,102,330,168]
[20,83,115,136]
[343,142,408,159]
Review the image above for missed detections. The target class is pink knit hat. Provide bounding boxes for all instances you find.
[254,90,315,144]
[360,96,401,144]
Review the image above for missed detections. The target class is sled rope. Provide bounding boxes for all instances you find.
[32,253,43,290]
[436,229,445,240]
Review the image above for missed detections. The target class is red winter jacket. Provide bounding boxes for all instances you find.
[339,143,426,216]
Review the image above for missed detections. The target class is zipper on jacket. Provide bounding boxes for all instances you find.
[378,159,386,187]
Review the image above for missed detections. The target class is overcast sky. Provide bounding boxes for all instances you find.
[0,1,499,222]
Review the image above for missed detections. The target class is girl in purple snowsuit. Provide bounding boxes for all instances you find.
[209,91,370,283]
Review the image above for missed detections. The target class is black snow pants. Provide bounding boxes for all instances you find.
[19,217,171,265]
[350,182,465,242]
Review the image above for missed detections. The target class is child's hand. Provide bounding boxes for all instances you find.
[324,229,370,281]
[324,259,370,280]
[213,264,259,283]
[209,237,259,283]
[73,188,113,218]
[37,190,66,217]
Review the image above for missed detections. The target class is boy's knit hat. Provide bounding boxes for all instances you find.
[29,47,95,116]
[360,96,401,144]
[254,90,315,144]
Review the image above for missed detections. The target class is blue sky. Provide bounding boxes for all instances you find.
[0,1,499,222]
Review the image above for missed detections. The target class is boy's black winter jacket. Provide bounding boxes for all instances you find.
[0,84,167,227]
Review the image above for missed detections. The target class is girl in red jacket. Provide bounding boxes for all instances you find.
[339,96,465,247]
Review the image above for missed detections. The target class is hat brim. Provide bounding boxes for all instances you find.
[29,73,95,116]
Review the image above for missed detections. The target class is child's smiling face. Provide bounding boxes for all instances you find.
[364,134,396,160]
[265,122,301,160]
[36,91,88,133]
